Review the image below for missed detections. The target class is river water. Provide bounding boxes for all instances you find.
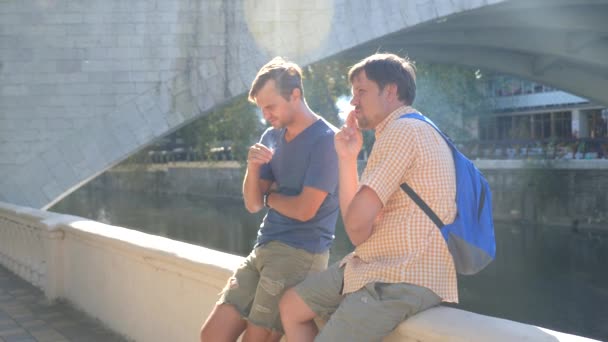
[50,186,608,340]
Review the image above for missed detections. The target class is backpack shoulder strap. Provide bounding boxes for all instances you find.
[400,113,455,149]
[399,112,447,229]
[399,183,444,228]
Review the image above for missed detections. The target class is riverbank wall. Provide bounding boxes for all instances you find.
[94,160,608,230]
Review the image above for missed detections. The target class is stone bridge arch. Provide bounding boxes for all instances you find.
[2,0,607,209]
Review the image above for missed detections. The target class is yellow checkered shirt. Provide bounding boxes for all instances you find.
[340,105,459,303]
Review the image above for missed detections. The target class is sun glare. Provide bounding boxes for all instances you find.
[244,0,334,58]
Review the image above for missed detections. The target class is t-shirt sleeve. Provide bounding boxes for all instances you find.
[360,122,418,206]
[303,133,338,194]
[259,128,275,182]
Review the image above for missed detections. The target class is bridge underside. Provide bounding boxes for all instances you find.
[2,0,608,209]
[340,0,608,107]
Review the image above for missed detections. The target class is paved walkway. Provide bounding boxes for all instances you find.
[0,265,128,342]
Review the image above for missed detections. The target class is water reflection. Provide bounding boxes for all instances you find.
[50,187,607,340]
[52,187,262,257]
[457,225,608,340]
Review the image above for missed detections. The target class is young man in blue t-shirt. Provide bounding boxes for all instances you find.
[200,57,339,342]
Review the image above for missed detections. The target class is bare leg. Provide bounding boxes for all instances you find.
[265,330,283,342]
[200,303,246,342]
[279,288,318,342]
[241,322,283,342]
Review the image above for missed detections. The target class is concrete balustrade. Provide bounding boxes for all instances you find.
[0,201,599,342]
[0,203,60,291]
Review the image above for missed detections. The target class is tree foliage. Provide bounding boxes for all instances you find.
[299,58,489,152]
[415,62,490,141]
[180,96,263,161]
[301,59,352,127]
[131,58,488,165]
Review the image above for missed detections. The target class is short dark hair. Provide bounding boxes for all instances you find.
[348,53,416,105]
[248,57,304,103]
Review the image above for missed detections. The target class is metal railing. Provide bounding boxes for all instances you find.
[457,138,608,160]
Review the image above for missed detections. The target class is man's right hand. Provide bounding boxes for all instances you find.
[243,143,274,213]
[247,143,274,169]
[335,110,363,161]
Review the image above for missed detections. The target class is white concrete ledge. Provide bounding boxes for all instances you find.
[386,306,598,342]
[0,201,599,342]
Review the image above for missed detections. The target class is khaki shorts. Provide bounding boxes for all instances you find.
[218,241,329,332]
[294,262,442,342]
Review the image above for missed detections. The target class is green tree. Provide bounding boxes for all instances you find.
[301,59,488,153]
[415,63,490,141]
[132,59,488,167]
[181,96,262,162]
[302,59,354,127]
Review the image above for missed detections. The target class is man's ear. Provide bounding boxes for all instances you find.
[386,83,398,101]
[290,88,301,102]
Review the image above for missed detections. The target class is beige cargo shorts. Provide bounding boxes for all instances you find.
[218,241,329,332]
[294,262,442,342]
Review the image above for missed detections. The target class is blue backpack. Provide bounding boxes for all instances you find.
[399,113,496,275]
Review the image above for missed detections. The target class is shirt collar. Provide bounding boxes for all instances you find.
[374,105,415,137]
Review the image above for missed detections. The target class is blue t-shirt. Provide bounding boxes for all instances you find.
[256,118,339,253]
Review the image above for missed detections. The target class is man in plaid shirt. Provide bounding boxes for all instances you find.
[280,53,458,342]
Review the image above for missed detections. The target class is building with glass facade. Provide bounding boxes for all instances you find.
[471,76,608,159]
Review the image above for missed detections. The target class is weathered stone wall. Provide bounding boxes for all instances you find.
[91,162,244,198]
[477,160,608,229]
[92,160,608,230]
[486,168,607,229]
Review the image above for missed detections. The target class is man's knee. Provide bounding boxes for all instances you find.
[199,312,215,342]
[200,303,246,342]
[199,321,212,342]
[280,287,317,324]
[199,325,207,342]
[278,287,297,319]
[243,321,282,342]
